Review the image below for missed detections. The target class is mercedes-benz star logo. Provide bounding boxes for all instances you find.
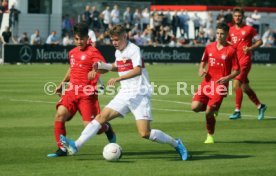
[19,45,33,63]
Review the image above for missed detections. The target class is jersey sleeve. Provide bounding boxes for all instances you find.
[251,27,260,41]
[131,46,142,67]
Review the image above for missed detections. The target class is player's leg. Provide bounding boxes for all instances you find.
[78,96,116,143]
[204,106,216,144]
[204,95,223,144]
[60,94,129,155]
[229,79,243,119]
[47,105,74,157]
[191,101,207,112]
[242,83,267,120]
[98,76,105,93]
[132,95,188,160]
[135,119,188,160]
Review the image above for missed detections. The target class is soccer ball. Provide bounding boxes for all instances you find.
[102,143,122,161]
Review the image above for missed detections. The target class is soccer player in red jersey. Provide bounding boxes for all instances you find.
[228,7,267,120]
[191,23,240,143]
[47,22,116,157]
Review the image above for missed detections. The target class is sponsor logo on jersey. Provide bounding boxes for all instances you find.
[221,54,226,60]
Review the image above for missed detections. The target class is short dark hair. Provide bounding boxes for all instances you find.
[233,7,245,17]
[216,22,229,33]
[73,22,88,37]
[108,24,126,37]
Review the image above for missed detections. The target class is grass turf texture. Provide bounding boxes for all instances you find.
[0,63,275,176]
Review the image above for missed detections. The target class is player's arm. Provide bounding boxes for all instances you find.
[216,69,240,84]
[198,61,207,77]
[243,31,263,54]
[56,68,70,96]
[107,66,141,86]
[93,61,118,73]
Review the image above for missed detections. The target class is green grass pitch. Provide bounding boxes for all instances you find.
[0,63,275,176]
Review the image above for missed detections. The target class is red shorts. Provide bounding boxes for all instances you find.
[235,62,251,84]
[56,91,100,121]
[192,83,224,111]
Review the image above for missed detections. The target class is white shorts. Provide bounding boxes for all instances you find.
[106,93,152,121]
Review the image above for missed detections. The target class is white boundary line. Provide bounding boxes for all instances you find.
[6,97,276,119]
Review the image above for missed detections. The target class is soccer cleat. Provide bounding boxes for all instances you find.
[204,134,214,144]
[60,135,78,155]
[105,122,116,143]
[258,104,267,120]
[47,148,67,157]
[229,111,241,120]
[175,138,188,161]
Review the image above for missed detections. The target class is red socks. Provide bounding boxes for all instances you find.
[235,88,243,110]
[246,88,261,107]
[206,115,216,135]
[54,121,66,148]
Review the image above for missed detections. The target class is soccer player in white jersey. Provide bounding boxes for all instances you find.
[60,24,188,160]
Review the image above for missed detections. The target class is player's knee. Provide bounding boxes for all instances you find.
[191,104,200,112]
[55,112,67,121]
[139,131,150,139]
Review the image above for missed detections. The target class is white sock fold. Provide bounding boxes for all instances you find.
[75,120,101,149]
[149,129,177,148]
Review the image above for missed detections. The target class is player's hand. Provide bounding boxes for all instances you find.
[55,84,63,97]
[107,78,119,86]
[93,62,99,71]
[88,70,97,80]
[243,46,251,54]
[198,68,207,77]
[216,76,229,84]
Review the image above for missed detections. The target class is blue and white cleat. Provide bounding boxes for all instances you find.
[175,138,188,161]
[229,111,241,120]
[60,135,78,155]
[258,104,267,120]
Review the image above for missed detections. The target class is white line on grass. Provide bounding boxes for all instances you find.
[7,97,276,119]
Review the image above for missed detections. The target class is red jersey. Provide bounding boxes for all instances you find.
[68,46,105,94]
[228,24,259,64]
[201,42,239,88]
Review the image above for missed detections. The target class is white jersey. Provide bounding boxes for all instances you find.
[88,29,97,43]
[114,42,151,95]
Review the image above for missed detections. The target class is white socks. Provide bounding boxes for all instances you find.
[149,129,177,148]
[75,120,102,149]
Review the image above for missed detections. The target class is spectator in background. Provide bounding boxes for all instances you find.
[123,7,131,25]
[18,32,29,44]
[216,10,225,24]
[171,11,180,38]
[1,26,17,44]
[30,29,42,45]
[91,6,101,31]
[46,31,60,45]
[193,29,207,46]
[0,2,5,29]
[245,13,254,26]
[251,9,261,33]
[192,13,201,38]
[2,0,8,12]
[82,5,92,27]
[101,6,111,30]
[178,10,190,39]
[62,15,73,37]
[224,9,233,26]
[62,33,73,46]
[133,8,141,29]
[9,4,21,37]
[111,4,120,25]
[141,8,150,31]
